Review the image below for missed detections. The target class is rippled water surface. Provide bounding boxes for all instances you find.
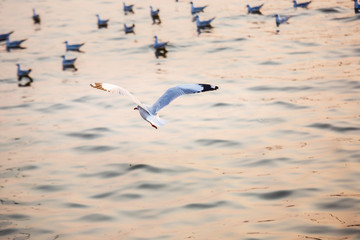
[1,0,360,239]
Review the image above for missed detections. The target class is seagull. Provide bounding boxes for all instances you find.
[195,15,215,28]
[274,14,290,27]
[293,0,311,8]
[190,1,207,14]
[32,9,41,24]
[61,55,77,70]
[6,36,27,52]
[153,36,168,51]
[246,4,264,14]
[124,24,135,34]
[150,6,161,24]
[123,2,134,13]
[16,64,33,81]
[0,31,14,42]
[90,83,218,129]
[96,14,109,28]
[355,0,359,13]
[64,41,85,52]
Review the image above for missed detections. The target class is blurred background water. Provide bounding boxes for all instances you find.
[0,0,360,239]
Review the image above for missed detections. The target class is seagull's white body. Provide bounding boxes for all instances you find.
[246,4,264,14]
[0,31,14,42]
[96,14,109,26]
[153,36,168,50]
[6,37,27,51]
[16,63,32,81]
[293,0,311,8]
[32,9,40,24]
[90,83,219,129]
[124,24,135,33]
[274,14,290,27]
[61,55,76,66]
[190,1,207,14]
[123,2,134,12]
[195,15,215,28]
[64,41,84,51]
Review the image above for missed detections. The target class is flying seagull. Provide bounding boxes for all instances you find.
[96,14,109,28]
[16,64,33,81]
[190,1,207,14]
[246,4,264,14]
[150,6,161,24]
[90,83,219,129]
[64,41,85,52]
[32,9,40,24]
[274,14,290,27]
[293,0,311,8]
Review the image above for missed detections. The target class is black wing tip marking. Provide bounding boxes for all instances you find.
[198,84,219,92]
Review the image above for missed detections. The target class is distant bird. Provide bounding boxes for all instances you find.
[0,31,14,42]
[32,9,40,24]
[6,36,27,52]
[190,1,207,14]
[293,0,311,8]
[153,36,168,51]
[246,4,264,14]
[150,6,161,24]
[61,55,77,70]
[195,15,215,28]
[90,83,219,129]
[64,41,85,52]
[16,64,33,81]
[124,24,135,34]
[123,2,134,13]
[355,0,360,13]
[274,14,290,27]
[96,14,109,28]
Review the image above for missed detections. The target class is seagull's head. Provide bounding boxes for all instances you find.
[16,63,20,67]
[64,41,68,44]
[274,14,279,17]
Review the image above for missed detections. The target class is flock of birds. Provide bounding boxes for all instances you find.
[1,0,359,128]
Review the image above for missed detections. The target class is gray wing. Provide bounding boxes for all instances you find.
[149,83,218,115]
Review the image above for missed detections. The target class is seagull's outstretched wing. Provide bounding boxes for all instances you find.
[90,83,144,108]
[149,83,218,115]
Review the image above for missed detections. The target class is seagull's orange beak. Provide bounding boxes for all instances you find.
[134,107,138,110]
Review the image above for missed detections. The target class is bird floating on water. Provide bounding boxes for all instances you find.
[32,9,40,24]
[190,1,207,15]
[64,41,85,52]
[195,15,215,28]
[123,2,134,14]
[61,55,77,71]
[6,36,27,52]
[153,36,168,51]
[0,31,14,42]
[246,4,264,14]
[150,6,161,24]
[124,24,135,34]
[96,14,109,28]
[16,64,33,81]
[274,14,290,27]
[293,0,311,8]
[90,83,219,129]
[354,0,360,13]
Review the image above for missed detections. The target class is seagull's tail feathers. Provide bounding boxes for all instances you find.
[146,115,168,129]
